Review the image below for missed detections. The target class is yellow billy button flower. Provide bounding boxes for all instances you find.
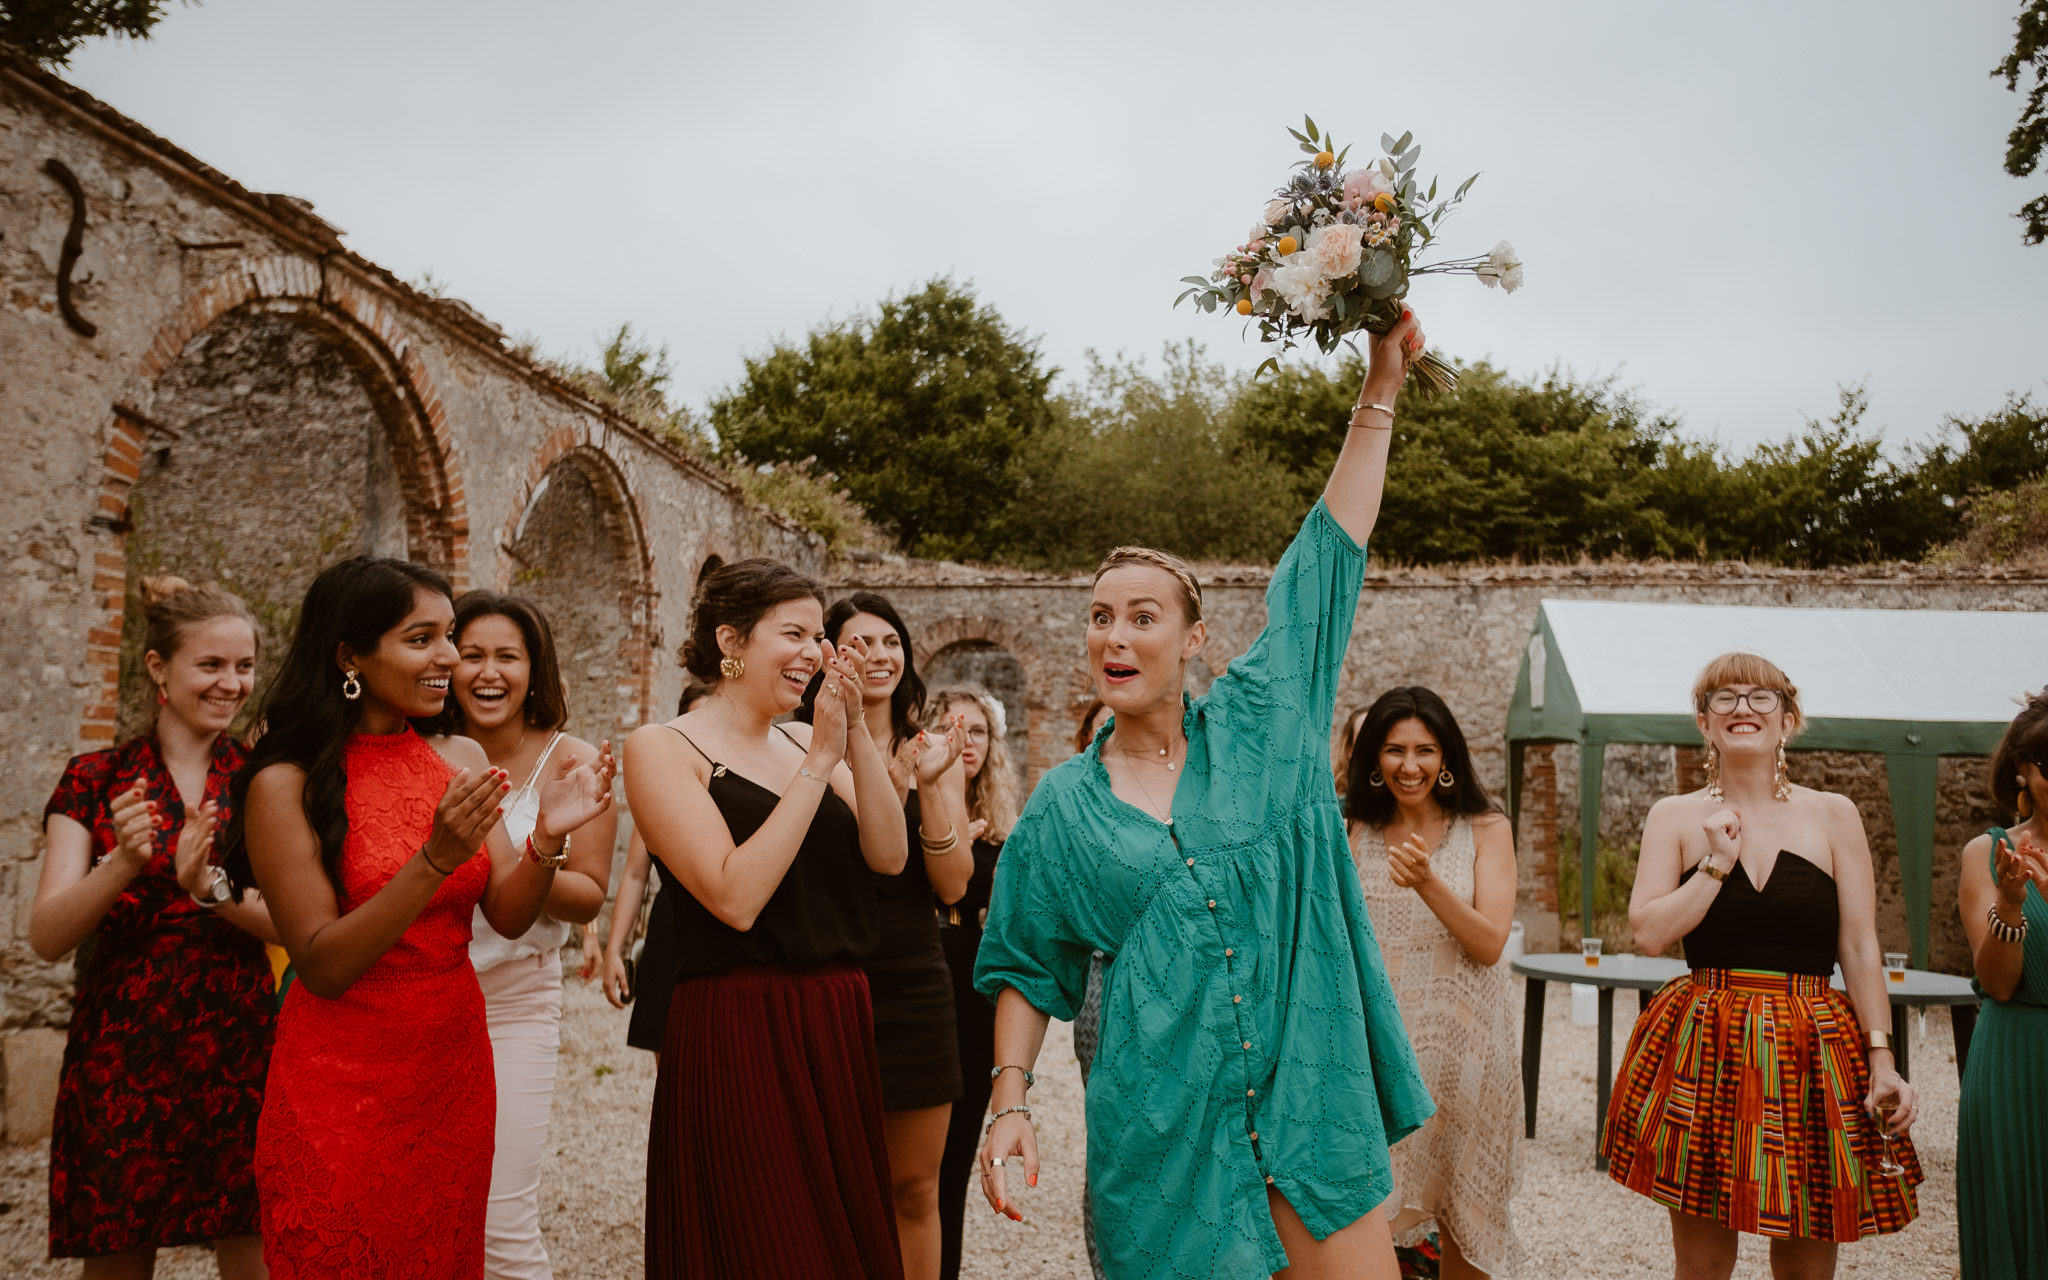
[1235,298,1253,315]
[1277,236,1298,256]
[1314,150,1335,169]
[1374,192,1395,214]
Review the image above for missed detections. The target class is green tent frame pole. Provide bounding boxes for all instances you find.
[1507,740,1526,831]
[1883,752,1939,968]
[1579,741,1606,938]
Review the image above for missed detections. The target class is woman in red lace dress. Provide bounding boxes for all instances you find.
[32,576,280,1278]
[221,557,615,1280]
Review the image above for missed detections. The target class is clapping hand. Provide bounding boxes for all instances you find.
[425,766,511,872]
[1385,832,1436,891]
[913,714,968,788]
[1993,833,2048,906]
[537,741,617,843]
[173,799,220,897]
[108,781,158,869]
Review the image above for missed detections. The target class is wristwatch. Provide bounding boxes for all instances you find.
[190,866,233,908]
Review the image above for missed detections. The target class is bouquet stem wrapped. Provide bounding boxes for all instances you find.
[1178,118,1522,398]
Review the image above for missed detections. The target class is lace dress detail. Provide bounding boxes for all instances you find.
[976,499,1434,1280]
[257,728,494,1280]
[1353,817,1528,1276]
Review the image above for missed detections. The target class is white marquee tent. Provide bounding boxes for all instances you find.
[1506,599,2048,964]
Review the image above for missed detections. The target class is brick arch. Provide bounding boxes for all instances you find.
[498,433,660,730]
[78,257,469,743]
[915,616,1061,782]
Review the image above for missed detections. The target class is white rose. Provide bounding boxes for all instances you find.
[1264,199,1292,227]
[1478,240,1523,292]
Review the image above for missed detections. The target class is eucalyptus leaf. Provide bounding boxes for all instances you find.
[1256,357,1280,379]
[1395,130,1412,153]
[1332,293,1348,319]
[1304,115,1319,141]
[1288,127,1310,145]
[1456,173,1479,199]
[1428,177,1438,201]
[1380,132,1398,154]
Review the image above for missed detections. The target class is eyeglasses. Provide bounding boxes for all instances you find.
[1705,688,1781,716]
[963,727,990,743]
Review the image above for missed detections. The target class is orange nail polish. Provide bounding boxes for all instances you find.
[1028,1173,1037,1187]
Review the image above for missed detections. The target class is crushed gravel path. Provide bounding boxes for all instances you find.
[2,976,1962,1278]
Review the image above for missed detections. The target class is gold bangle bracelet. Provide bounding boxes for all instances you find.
[1866,1029,1893,1054]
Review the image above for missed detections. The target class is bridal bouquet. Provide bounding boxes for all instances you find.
[1177,117,1522,396]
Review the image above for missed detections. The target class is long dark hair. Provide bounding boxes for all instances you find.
[1344,686,1498,828]
[424,591,568,736]
[221,557,453,898]
[797,592,925,747]
[1990,689,2048,821]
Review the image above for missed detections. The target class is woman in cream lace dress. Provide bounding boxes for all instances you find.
[1348,687,1528,1278]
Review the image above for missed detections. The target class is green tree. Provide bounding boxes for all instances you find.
[709,278,1054,560]
[1996,0,2048,244]
[995,344,1300,571]
[0,0,181,65]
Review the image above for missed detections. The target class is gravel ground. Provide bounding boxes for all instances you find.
[2,976,1963,1278]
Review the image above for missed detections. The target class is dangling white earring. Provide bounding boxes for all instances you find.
[342,669,362,701]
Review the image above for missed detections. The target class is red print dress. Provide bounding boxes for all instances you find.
[42,734,275,1258]
[257,728,495,1279]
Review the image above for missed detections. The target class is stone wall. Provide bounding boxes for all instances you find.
[0,52,820,1137]
[834,562,2048,979]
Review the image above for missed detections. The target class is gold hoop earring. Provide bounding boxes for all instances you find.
[718,655,744,680]
[342,669,362,701]
[1368,770,1385,788]
[1704,743,1722,803]
[1437,768,1455,788]
[1774,742,1792,802]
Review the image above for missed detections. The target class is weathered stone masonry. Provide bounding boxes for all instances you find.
[1,51,821,1137]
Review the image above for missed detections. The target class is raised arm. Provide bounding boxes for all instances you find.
[1628,796,1733,956]
[534,735,620,926]
[1322,309,1423,545]
[30,787,155,961]
[1960,830,2048,1002]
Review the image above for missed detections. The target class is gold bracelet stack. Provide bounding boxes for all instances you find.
[1350,401,1396,430]
[920,821,960,854]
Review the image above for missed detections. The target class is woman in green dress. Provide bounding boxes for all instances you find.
[974,311,1435,1280]
[1957,690,2048,1278]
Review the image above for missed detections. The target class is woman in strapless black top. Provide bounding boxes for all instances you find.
[1603,652,1921,1280]
[799,593,970,1280]
[623,559,909,1280]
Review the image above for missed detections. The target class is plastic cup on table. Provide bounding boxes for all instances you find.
[1884,952,1908,985]
[1582,937,1603,969]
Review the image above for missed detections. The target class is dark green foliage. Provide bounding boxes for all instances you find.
[708,279,1054,560]
[1995,0,2048,244]
[0,0,179,65]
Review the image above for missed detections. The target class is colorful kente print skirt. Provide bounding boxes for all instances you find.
[1601,968,1921,1241]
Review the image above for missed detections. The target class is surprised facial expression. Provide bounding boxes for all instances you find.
[1087,565,1204,717]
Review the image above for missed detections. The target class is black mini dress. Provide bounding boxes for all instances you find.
[860,788,964,1111]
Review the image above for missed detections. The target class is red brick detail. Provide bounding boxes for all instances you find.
[75,256,471,748]
[497,438,660,733]
[913,618,1057,785]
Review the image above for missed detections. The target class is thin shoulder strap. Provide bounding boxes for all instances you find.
[774,723,807,751]
[518,730,568,794]
[660,724,721,770]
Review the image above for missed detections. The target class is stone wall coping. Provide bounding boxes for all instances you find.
[0,46,817,548]
[829,559,2048,590]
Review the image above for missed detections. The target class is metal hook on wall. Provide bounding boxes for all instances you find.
[43,158,98,338]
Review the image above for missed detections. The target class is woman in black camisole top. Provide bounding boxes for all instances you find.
[623,559,909,1280]
[1602,652,1921,1280]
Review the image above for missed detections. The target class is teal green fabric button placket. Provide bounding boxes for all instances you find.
[977,499,1436,1280]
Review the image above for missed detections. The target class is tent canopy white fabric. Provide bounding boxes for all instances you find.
[1506,598,2047,965]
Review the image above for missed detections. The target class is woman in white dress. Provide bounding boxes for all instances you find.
[1347,686,1528,1278]
[437,591,618,1280]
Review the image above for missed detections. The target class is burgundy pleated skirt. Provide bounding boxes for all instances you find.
[646,962,904,1280]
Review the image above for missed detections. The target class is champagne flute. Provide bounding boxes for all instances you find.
[1873,1099,1905,1178]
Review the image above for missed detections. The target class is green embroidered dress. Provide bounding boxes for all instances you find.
[976,500,1434,1280]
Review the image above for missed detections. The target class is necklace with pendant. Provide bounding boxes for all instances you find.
[1113,732,1185,823]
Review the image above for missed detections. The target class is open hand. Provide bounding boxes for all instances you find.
[538,741,616,842]
[1385,832,1435,890]
[979,1109,1039,1222]
[425,766,510,872]
[108,780,157,868]
[913,714,968,788]
[173,799,220,897]
[1994,834,2048,906]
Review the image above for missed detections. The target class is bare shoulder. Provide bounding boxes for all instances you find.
[1805,787,1864,824]
[1471,810,1511,831]
[778,720,815,748]
[247,760,308,802]
[556,733,601,765]
[1645,791,1705,825]
[426,733,489,772]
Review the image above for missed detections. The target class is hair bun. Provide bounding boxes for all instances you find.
[137,574,197,610]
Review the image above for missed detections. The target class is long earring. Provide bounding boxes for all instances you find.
[1705,743,1722,803]
[1774,742,1792,802]
[719,654,744,680]
[342,669,362,701]
[155,683,168,706]
[1437,767,1455,788]
[1368,770,1386,788]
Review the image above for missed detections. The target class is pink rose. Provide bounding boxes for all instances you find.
[1306,223,1365,278]
[1250,266,1272,302]
[1342,168,1392,210]
[1263,199,1292,227]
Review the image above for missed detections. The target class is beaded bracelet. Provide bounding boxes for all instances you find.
[1988,900,2030,943]
[990,1064,1035,1088]
[985,1104,1033,1132]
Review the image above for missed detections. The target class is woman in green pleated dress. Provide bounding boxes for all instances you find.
[1956,691,2048,1279]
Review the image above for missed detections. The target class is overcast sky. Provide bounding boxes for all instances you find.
[62,0,2047,453]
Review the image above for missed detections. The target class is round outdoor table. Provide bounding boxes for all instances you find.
[1511,953,1979,1170]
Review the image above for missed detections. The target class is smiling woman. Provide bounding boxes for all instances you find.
[220,556,614,1279]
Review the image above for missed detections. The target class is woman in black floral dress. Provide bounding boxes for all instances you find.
[31,577,280,1277]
